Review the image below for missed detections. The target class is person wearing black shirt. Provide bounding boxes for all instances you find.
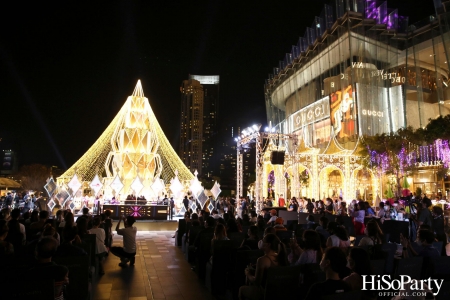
[183,196,189,210]
[304,247,351,300]
[306,199,315,214]
[325,198,334,215]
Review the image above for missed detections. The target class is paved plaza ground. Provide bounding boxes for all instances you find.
[93,222,214,300]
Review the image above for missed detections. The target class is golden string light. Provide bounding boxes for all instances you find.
[58,80,193,190]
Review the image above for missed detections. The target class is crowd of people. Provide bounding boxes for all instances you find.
[0,205,137,299]
[176,194,450,300]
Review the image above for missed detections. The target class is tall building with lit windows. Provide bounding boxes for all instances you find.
[180,75,219,177]
[179,79,204,174]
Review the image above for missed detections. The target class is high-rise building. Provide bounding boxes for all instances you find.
[1,149,18,176]
[179,79,204,175]
[179,75,219,177]
[215,125,256,196]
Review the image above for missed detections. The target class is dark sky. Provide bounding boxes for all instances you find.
[0,0,436,169]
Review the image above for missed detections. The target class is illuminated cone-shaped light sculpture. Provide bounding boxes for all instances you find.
[105,81,161,197]
[57,80,193,198]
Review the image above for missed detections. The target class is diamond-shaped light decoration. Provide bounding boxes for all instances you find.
[69,201,75,211]
[44,178,57,198]
[178,206,186,216]
[190,202,197,211]
[67,174,82,196]
[151,177,165,196]
[210,181,222,200]
[56,189,70,207]
[208,202,214,212]
[48,199,56,211]
[197,190,208,209]
[131,176,144,196]
[110,174,124,194]
[170,170,183,200]
[189,170,203,200]
[90,175,103,196]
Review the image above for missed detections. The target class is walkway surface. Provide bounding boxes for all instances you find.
[93,223,214,300]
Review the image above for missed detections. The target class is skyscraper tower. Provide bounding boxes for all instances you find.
[179,79,204,175]
[179,75,219,177]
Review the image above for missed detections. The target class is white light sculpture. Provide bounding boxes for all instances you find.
[189,170,204,200]
[151,177,165,197]
[130,176,144,196]
[90,175,103,196]
[110,174,124,196]
[67,174,82,196]
[210,181,222,200]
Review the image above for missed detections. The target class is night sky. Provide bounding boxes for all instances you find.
[0,1,436,169]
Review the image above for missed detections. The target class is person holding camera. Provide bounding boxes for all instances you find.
[110,215,137,267]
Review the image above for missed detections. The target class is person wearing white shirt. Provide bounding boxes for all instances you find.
[88,216,108,275]
[110,216,137,267]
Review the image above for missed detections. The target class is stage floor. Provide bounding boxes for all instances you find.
[131,220,178,231]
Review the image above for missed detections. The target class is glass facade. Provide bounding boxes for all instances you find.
[262,0,450,200]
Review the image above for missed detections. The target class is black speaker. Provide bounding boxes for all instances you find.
[270,151,285,165]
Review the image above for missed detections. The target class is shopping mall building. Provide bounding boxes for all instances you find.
[263,1,450,202]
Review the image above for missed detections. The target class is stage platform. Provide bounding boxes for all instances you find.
[103,204,169,220]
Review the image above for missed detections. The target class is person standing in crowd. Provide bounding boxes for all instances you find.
[377,202,387,218]
[306,199,314,214]
[35,195,48,212]
[169,197,175,220]
[337,201,348,216]
[315,200,325,214]
[241,197,248,217]
[278,194,285,208]
[30,192,37,210]
[88,216,108,275]
[13,192,21,209]
[324,198,334,215]
[288,198,298,212]
[4,192,13,209]
[417,198,433,227]
[352,201,366,235]
[183,196,189,211]
[110,216,137,267]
